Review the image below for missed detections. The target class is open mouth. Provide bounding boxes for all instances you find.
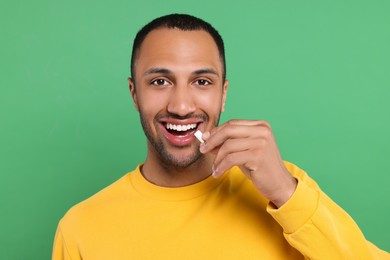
[164,123,198,136]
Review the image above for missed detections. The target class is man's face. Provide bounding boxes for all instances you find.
[129,28,228,168]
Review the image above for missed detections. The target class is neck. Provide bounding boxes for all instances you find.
[141,152,214,188]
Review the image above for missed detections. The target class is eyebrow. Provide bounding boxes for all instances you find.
[192,68,219,77]
[143,68,173,76]
[143,67,220,77]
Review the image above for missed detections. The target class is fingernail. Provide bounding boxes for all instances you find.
[199,143,206,153]
[203,131,210,140]
[212,164,218,178]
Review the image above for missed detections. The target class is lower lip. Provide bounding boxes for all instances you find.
[159,124,199,147]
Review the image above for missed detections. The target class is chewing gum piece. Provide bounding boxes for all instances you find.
[194,130,204,143]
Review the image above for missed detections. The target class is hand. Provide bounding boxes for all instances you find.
[200,120,297,208]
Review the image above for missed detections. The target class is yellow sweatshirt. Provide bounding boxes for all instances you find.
[52,162,389,259]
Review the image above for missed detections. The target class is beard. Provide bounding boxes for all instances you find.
[139,110,220,169]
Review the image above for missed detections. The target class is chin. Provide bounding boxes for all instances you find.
[160,149,203,169]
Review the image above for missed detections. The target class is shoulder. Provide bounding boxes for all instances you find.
[59,167,140,227]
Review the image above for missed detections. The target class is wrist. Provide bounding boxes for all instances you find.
[270,176,297,208]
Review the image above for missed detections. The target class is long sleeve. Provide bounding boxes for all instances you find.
[268,162,390,259]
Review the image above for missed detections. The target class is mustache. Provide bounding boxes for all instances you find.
[155,113,208,122]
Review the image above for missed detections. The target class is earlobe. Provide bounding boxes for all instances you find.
[128,77,139,111]
[221,80,229,112]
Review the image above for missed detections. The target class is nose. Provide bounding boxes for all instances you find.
[167,84,196,117]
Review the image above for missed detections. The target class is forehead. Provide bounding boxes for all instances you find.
[135,28,222,76]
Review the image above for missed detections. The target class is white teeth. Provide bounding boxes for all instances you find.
[166,123,197,131]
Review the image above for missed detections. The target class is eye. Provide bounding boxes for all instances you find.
[151,79,170,86]
[194,79,211,86]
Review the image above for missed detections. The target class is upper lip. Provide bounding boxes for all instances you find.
[159,118,203,125]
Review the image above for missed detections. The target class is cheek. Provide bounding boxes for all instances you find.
[137,91,168,119]
[194,90,223,114]
[138,87,171,108]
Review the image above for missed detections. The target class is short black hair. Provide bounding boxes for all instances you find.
[130,13,226,81]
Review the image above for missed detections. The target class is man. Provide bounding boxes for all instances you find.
[52,14,389,259]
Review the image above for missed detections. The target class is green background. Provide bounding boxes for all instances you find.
[1,0,389,258]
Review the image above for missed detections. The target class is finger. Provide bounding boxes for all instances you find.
[202,125,254,153]
[201,122,271,154]
[211,120,270,137]
[215,120,269,138]
[211,120,271,141]
[213,138,254,167]
[223,119,269,127]
[213,150,258,178]
[203,120,266,141]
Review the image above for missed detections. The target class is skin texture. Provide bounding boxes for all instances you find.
[129,28,296,207]
[129,28,228,187]
[200,120,297,208]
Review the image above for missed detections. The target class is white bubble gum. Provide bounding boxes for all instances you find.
[194,130,204,143]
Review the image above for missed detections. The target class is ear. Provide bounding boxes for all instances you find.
[128,77,139,111]
[221,80,229,112]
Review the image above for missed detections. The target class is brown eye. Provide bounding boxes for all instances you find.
[195,79,210,86]
[151,79,169,86]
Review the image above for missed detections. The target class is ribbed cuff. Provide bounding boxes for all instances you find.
[267,178,320,234]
